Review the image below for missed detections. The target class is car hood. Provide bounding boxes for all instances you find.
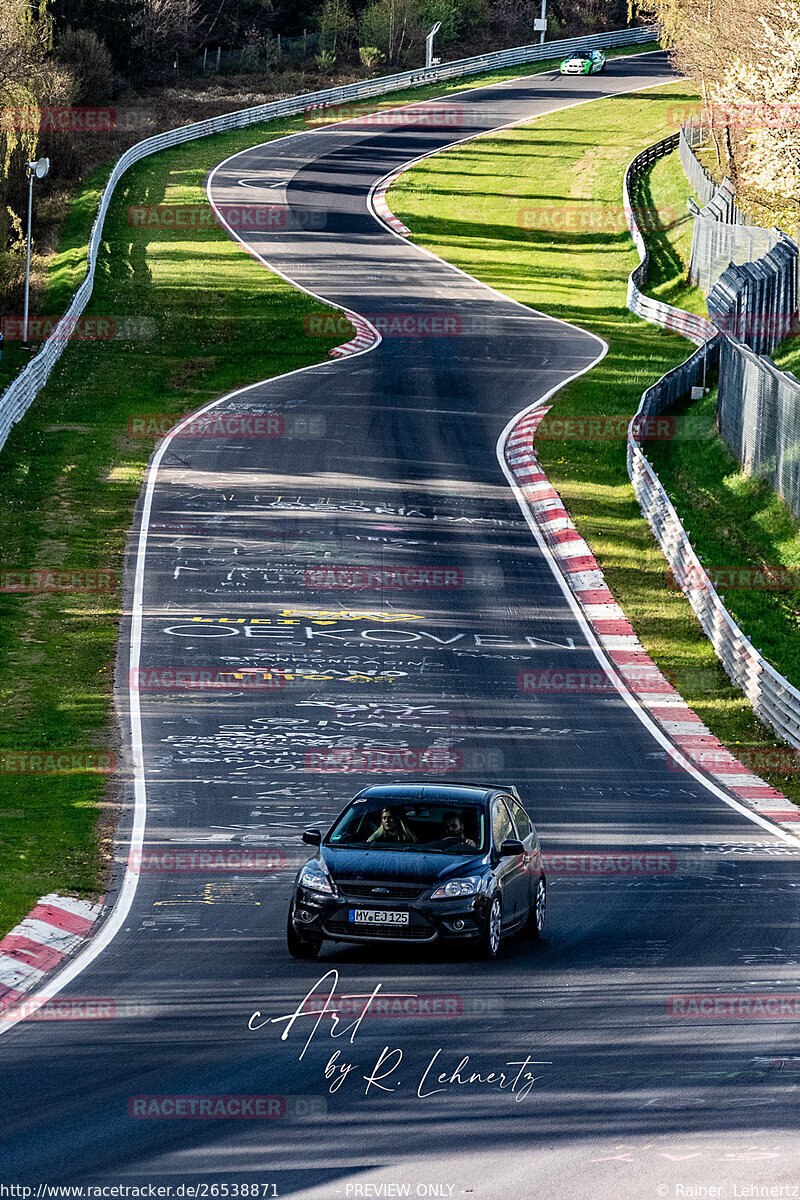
[319,846,488,886]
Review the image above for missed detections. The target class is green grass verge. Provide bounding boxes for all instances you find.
[633,149,707,316]
[0,40,662,397]
[0,43,663,938]
[641,139,800,711]
[389,80,800,805]
[0,121,352,937]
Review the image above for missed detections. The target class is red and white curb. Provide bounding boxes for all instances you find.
[330,310,381,358]
[505,406,800,835]
[0,894,103,1016]
[372,171,411,236]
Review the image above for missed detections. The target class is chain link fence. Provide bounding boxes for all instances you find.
[707,237,799,355]
[625,134,800,749]
[194,34,323,74]
[678,124,800,517]
[682,121,786,295]
[717,335,800,517]
[678,121,715,206]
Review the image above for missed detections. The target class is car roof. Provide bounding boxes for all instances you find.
[356,783,514,805]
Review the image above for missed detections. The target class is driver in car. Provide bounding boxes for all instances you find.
[367,806,417,843]
[442,811,476,847]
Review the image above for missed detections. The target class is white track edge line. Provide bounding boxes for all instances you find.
[0,246,384,1044]
[497,408,800,850]
[363,75,800,845]
[0,52,700,1036]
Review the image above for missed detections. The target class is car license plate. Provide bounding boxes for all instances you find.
[349,909,409,925]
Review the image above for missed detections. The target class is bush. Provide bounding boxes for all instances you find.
[55,28,115,104]
[359,44,386,65]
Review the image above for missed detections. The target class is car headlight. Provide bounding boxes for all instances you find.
[299,862,335,895]
[431,876,485,899]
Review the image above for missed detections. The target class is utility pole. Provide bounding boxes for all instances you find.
[534,0,547,43]
[23,157,50,347]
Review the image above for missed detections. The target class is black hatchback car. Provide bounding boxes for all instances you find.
[287,782,546,960]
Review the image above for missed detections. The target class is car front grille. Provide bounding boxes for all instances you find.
[337,881,426,900]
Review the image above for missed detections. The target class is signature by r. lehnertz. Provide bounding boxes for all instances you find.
[248,969,550,1101]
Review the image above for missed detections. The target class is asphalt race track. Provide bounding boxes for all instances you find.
[2,50,800,1200]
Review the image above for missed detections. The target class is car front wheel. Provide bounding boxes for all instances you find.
[287,912,321,959]
[524,875,547,939]
[478,895,503,959]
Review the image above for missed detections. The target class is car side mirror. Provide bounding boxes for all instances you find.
[302,828,322,846]
[499,838,525,857]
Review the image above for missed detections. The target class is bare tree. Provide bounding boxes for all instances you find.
[130,0,204,79]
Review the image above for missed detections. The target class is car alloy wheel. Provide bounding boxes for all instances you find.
[533,876,546,937]
[480,896,502,959]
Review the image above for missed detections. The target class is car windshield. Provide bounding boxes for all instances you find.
[326,800,487,854]
[571,50,592,56]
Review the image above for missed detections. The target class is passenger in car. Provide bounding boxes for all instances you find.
[367,807,418,843]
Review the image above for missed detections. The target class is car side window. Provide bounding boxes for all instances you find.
[491,797,515,849]
[509,799,532,841]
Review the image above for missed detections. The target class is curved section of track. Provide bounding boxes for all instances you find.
[1,52,799,1199]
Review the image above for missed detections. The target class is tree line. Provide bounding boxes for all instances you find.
[633,0,800,228]
[0,0,630,310]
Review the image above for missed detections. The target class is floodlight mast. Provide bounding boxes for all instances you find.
[426,21,442,69]
[23,157,50,346]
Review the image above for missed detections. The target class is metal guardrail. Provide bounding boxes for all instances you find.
[625,135,800,749]
[623,133,717,346]
[0,23,657,455]
[679,122,800,516]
